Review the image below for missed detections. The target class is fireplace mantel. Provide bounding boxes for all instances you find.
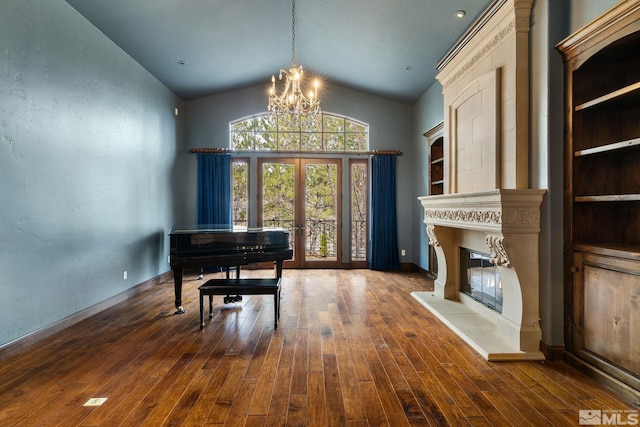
[416,189,545,360]
[420,189,545,234]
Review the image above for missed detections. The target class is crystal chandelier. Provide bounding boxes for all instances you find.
[268,0,320,117]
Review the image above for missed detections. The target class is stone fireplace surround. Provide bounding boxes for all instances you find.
[414,190,545,360]
[414,0,546,360]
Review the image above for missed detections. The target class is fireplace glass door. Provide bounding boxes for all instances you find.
[460,248,503,313]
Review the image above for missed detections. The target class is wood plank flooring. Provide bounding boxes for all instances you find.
[0,269,637,426]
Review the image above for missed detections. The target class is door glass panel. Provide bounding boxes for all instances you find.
[304,163,338,262]
[261,162,296,257]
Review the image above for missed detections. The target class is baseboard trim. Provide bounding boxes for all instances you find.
[412,263,436,278]
[400,262,414,272]
[539,341,564,361]
[563,352,640,405]
[0,271,172,363]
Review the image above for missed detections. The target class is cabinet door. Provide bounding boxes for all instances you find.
[573,251,640,391]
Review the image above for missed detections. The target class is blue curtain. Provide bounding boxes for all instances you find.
[197,153,232,228]
[369,155,400,270]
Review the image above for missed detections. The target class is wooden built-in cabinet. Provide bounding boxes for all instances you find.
[558,2,640,404]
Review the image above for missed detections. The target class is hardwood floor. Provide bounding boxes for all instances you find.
[0,269,636,426]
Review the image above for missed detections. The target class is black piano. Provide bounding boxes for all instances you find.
[169,225,293,313]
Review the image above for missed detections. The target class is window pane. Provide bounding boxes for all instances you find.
[301,133,322,151]
[346,119,366,133]
[255,115,276,132]
[345,132,367,151]
[232,132,254,150]
[231,117,255,132]
[231,117,255,150]
[301,115,321,132]
[324,133,344,151]
[350,161,368,261]
[232,161,248,227]
[256,132,277,150]
[277,114,301,132]
[323,115,345,132]
[279,132,301,151]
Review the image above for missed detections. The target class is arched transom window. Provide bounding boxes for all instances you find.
[230,112,369,152]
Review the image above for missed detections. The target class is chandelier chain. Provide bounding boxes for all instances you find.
[291,0,296,66]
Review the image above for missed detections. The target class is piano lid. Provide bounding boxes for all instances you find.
[169,225,288,235]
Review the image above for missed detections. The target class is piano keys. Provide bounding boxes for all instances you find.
[169,226,293,313]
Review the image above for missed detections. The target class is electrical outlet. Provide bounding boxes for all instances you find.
[401,249,406,256]
[84,397,108,407]
[123,270,127,280]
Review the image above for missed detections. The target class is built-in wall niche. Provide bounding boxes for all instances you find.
[424,121,445,279]
[459,248,503,313]
[430,138,444,195]
[424,121,445,196]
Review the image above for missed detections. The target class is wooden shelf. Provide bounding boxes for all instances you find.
[575,81,640,111]
[429,136,444,196]
[573,243,640,261]
[574,138,640,157]
[574,194,640,202]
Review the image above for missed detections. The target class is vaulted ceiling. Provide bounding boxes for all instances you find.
[65,0,492,104]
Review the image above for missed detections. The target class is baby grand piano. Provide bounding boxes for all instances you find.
[169,226,293,313]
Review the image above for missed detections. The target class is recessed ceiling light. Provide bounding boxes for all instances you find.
[455,10,466,18]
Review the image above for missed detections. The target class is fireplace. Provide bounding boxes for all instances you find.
[460,248,503,313]
[414,189,545,360]
[414,0,543,360]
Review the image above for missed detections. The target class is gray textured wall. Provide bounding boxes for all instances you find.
[411,83,444,270]
[0,0,183,348]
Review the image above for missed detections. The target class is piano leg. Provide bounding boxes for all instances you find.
[173,268,186,314]
[224,266,241,279]
[274,260,284,307]
[274,260,284,278]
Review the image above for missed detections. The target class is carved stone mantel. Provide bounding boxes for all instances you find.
[418,189,546,359]
[420,189,544,234]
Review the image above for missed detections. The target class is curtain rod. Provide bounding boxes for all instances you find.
[189,148,401,156]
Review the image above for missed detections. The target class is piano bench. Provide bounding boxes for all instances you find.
[198,278,281,329]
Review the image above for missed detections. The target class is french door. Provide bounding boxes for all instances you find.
[258,158,341,268]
